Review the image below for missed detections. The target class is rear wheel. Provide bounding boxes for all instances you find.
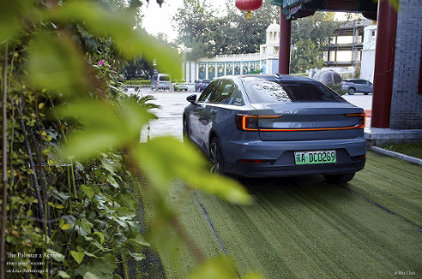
[348,88,356,95]
[183,118,190,142]
[209,137,224,174]
[324,172,355,184]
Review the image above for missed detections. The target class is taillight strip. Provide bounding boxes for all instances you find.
[238,113,365,132]
[259,125,364,132]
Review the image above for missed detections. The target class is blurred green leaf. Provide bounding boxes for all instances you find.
[46,1,182,79]
[71,250,85,264]
[243,272,266,279]
[93,232,105,245]
[133,137,252,204]
[75,255,117,278]
[129,251,146,261]
[60,223,72,230]
[58,271,71,278]
[189,256,238,279]
[0,0,33,42]
[46,249,65,262]
[128,234,150,248]
[55,99,155,161]
[79,218,94,234]
[27,32,89,96]
[83,272,100,279]
[81,185,95,199]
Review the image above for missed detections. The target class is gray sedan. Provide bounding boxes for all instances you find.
[342,79,373,95]
[183,75,366,183]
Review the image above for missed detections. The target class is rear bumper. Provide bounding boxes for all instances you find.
[222,137,366,177]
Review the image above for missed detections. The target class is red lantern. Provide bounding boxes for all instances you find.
[235,0,262,19]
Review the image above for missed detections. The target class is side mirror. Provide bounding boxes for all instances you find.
[186,94,197,104]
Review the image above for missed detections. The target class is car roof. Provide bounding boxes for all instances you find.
[214,74,316,83]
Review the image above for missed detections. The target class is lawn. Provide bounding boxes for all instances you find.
[381,142,422,159]
[151,151,422,278]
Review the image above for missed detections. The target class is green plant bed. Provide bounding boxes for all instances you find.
[381,142,422,159]
[123,79,151,85]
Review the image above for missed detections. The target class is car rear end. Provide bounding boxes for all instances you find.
[221,76,366,177]
[157,74,171,90]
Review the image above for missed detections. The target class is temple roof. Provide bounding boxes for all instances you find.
[270,0,378,20]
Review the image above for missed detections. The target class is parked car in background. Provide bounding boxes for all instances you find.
[342,79,373,95]
[183,74,366,184]
[195,80,211,91]
[174,81,188,91]
[151,73,171,90]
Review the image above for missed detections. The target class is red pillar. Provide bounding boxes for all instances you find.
[371,0,398,128]
[279,11,291,75]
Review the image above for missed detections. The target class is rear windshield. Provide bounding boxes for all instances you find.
[159,76,170,81]
[243,78,346,103]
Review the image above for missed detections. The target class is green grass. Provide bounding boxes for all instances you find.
[153,151,422,278]
[122,79,150,85]
[381,142,422,159]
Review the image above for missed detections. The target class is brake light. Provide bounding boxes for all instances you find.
[235,115,279,131]
[235,115,258,131]
[346,113,366,128]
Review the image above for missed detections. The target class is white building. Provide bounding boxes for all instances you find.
[182,23,281,83]
[360,24,377,82]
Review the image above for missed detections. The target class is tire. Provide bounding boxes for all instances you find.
[209,137,224,174]
[324,173,355,184]
[364,92,369,95]
[348,88,355,95]
[183,117,190,143]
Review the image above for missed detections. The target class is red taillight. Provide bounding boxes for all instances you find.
[235,115,258,131]
[346,113,366,128]
[238,159,263,164]
[235,115,279,131]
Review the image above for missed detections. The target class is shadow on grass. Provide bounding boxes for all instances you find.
[230,174,357,206]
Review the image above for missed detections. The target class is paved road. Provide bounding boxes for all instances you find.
[138,90,373,141]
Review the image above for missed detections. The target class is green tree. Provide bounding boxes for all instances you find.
[174,0,280,59]
[290,12,339,73]
[290,39,324,73]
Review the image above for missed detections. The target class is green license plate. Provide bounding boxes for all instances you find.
[294,150,336,165]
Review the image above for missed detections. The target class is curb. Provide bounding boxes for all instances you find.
[370,146,422,166]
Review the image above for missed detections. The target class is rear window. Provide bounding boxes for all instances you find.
[243,78,345,103]
[158,76,170,81]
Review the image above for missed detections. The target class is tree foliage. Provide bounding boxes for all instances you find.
[290,12,339,73]
[174,0,280,60]
[0,0,257,278]
[290,39,324,73]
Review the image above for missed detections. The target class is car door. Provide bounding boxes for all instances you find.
[365,80,373,93]
[188,80,220,147]
[356,80,365,92]
[195,80,228,148]
[199,80,239,148]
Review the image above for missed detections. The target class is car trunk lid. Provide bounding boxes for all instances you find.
[251,102,365,141]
